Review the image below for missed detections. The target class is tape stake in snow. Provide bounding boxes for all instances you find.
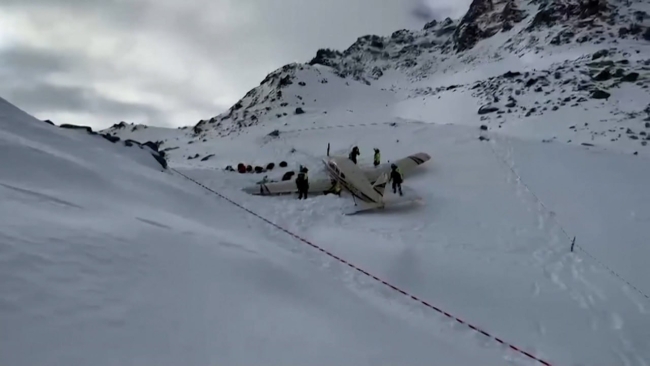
[487,143,650,302]
[173,168,553,366]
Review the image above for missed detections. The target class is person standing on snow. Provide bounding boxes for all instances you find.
[349,146,360,164]
[388,163,403,196]
[295,167,309,199]
[373,148,381,167]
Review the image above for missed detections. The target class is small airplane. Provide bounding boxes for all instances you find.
[242,152,431,214]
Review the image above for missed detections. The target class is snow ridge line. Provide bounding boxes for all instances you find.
[273,120,425,135]
[487,141,650,302]
[172,168,553,366]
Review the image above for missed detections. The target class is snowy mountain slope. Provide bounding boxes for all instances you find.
[96,10,650,364]
[1,97,518,366]
[103,1,650,157]
[306,0,650,84]
[173,117,650,366]
[395,43,650,152]
[20,0,650,364]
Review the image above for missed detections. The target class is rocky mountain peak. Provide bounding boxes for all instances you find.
[454,0,527,51]
[191,0,649,137]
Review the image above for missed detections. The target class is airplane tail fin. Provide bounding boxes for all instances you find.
[372,173,389,198]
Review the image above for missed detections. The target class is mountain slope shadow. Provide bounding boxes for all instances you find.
[0,183,83,209]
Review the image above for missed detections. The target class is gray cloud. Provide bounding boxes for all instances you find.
[5,82,165,124]
[0,0,471,129]
[415,0,473,20]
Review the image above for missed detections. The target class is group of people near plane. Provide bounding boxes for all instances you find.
[294,146,403,200]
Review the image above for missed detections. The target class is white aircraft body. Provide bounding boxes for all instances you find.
[242,152,430,213]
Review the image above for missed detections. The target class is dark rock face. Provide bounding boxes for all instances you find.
[644,27,650,41]
[525,107,537,117]
[593,69,612,81]
[101,134,120,143]
[621,73,639,82]
[150,153,167,169]
[201,154,215,162]
[592,49,609,60]
[591,89,611,99]
[279,161,288,168]
[529,0,609,30]
[308,48,342,67]
[141,141,161,152]
[266,162,275,170]
[461,0,494,26]
[372,66,384,79]
[62,123,168,167]
[501,0,526,26]
[454,23,487,52]
[112,121,128,129]
[452,0,499,52]
[478,104,499,114]
[528,5,561,29]
[503,71,522,78]
[278,75,293,88]
[295,107,305,115]
[60,124,93,133]
[424,19,438,30]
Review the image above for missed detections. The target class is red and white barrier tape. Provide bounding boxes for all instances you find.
[173,168,552,366]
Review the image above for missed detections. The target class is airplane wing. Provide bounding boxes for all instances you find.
[392,152,431,176]
[242,178,333,196]
[360,152,431,183]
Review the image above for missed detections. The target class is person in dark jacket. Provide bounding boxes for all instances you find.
[373,148,380,167]
[348,146,360,164]
[388,164,403,196]
[295,167,309,199]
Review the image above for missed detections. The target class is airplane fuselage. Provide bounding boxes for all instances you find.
[323,157,382,205]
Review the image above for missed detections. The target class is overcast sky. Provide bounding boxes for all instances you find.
[0,0,470,129]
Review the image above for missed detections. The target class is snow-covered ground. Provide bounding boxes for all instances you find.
[1,98,517,366]
[9,90,650,365]
[88,27,650,365]
[173,119,650,366]
[3,0,650,363]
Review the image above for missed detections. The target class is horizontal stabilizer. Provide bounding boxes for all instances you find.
[372,173,389,198]
[343,201,382,215]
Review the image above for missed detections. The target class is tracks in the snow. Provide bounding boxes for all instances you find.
[487,135,648,361]
[487,135,649,303]
[172,167,554,366]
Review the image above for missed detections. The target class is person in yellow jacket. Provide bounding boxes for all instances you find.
[325,179,342,196]
[373,148,380,167]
